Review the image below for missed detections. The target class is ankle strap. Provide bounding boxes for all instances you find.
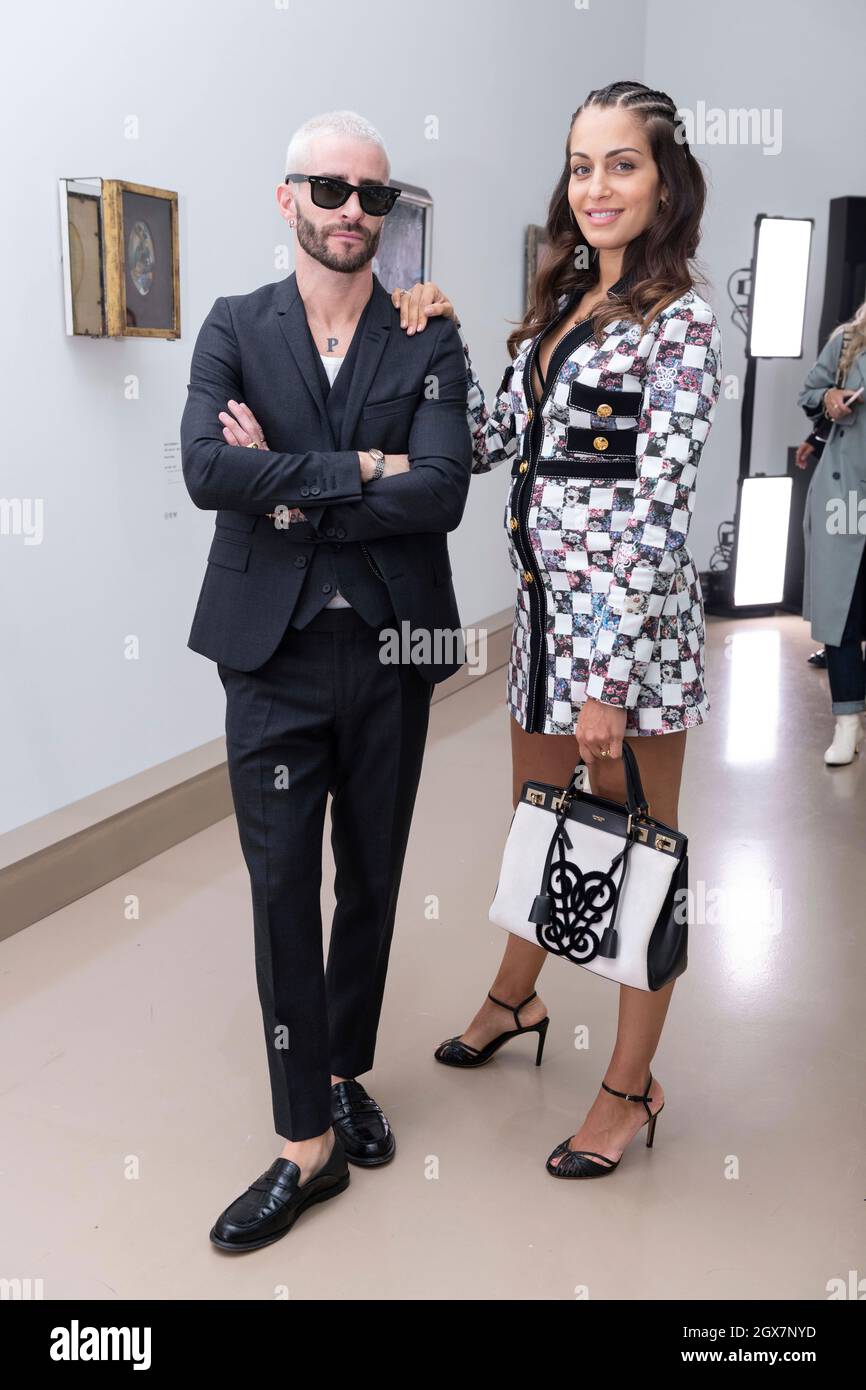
[601,1072,653,1104]
[487,990,537,1028]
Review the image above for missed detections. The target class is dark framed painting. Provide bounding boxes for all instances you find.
[525,224,551,311]
[372,181,432,294]
[101,179,180,338]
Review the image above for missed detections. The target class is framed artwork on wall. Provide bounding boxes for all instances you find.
[372,181,432,294]
[60,177,180,338]
[101,180,180,338]
[525,224,551,311]
[58,177,106,337]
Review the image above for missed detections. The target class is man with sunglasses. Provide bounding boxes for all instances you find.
[180,110,471,1251]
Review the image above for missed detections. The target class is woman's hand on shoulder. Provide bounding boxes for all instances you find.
[390,282,456,335]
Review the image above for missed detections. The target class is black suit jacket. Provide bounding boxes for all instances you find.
[180,272,472,681]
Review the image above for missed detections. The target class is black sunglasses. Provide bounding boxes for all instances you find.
[285,173,401,217]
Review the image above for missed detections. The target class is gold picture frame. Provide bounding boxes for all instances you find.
[101,179,180,338]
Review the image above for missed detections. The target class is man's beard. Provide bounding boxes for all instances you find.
[295,208,380,272]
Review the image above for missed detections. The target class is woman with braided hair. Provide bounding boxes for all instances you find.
[393,81,723,1179]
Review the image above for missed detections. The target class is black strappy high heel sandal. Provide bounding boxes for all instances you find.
[545,1072,664,1178]
[434,990,550,1068]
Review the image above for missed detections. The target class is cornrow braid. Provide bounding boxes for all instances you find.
[582,81,688,148]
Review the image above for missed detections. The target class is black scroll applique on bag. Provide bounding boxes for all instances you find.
[529,803,632,964]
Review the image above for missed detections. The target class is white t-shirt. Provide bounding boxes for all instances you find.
[319,354,351,609]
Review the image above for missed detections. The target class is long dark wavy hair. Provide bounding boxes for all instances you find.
[506,81,709,358]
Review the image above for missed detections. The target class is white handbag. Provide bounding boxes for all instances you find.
[489,744,689,992]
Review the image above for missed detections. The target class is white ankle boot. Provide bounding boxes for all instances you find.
[824,712,865,765]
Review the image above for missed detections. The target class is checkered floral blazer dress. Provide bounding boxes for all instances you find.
[459,277,723,736]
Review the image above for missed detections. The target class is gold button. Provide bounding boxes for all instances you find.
[597,403,613,418]
[509,517,518,530]
[526,408,533,421]
[593,436,610,451]
[523,570,534,584]
[518,460,528,473]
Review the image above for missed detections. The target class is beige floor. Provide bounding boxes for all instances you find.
[2,614,864,1301]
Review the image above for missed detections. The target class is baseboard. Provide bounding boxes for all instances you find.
[0,608,513,939]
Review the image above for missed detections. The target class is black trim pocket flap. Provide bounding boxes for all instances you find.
[569,379,643,417]
[536,457,638,481]
[565,426,639,456]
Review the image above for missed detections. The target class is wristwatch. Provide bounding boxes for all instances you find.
[369,448,386,481]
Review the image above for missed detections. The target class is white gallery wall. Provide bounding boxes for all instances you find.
[3,0,865,835]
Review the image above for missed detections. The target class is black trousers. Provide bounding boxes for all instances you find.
[825,544,866,713]
[217,607,432,1140]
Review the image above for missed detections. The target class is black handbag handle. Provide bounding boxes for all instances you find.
[562,741,649,819]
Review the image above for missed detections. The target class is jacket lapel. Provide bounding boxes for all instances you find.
[275,273,335,446]
[338,276,393,449]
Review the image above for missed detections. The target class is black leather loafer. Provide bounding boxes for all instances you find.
[330,1079,396,1166]
[209,1132,350,1252]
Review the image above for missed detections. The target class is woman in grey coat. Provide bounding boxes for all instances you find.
[797,301,866,764]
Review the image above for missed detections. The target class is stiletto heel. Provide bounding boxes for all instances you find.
[646,1105,662,1148]
[545,1072,664,1178]
[434,991,550,1069]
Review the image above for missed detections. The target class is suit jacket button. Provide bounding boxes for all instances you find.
[322,583,333,594]
[310,486,321,495]
[294,555,307,568]
[832,471,841,480]
[300,486,310,497]
[336,527,346,539]
[325,527,337,537]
